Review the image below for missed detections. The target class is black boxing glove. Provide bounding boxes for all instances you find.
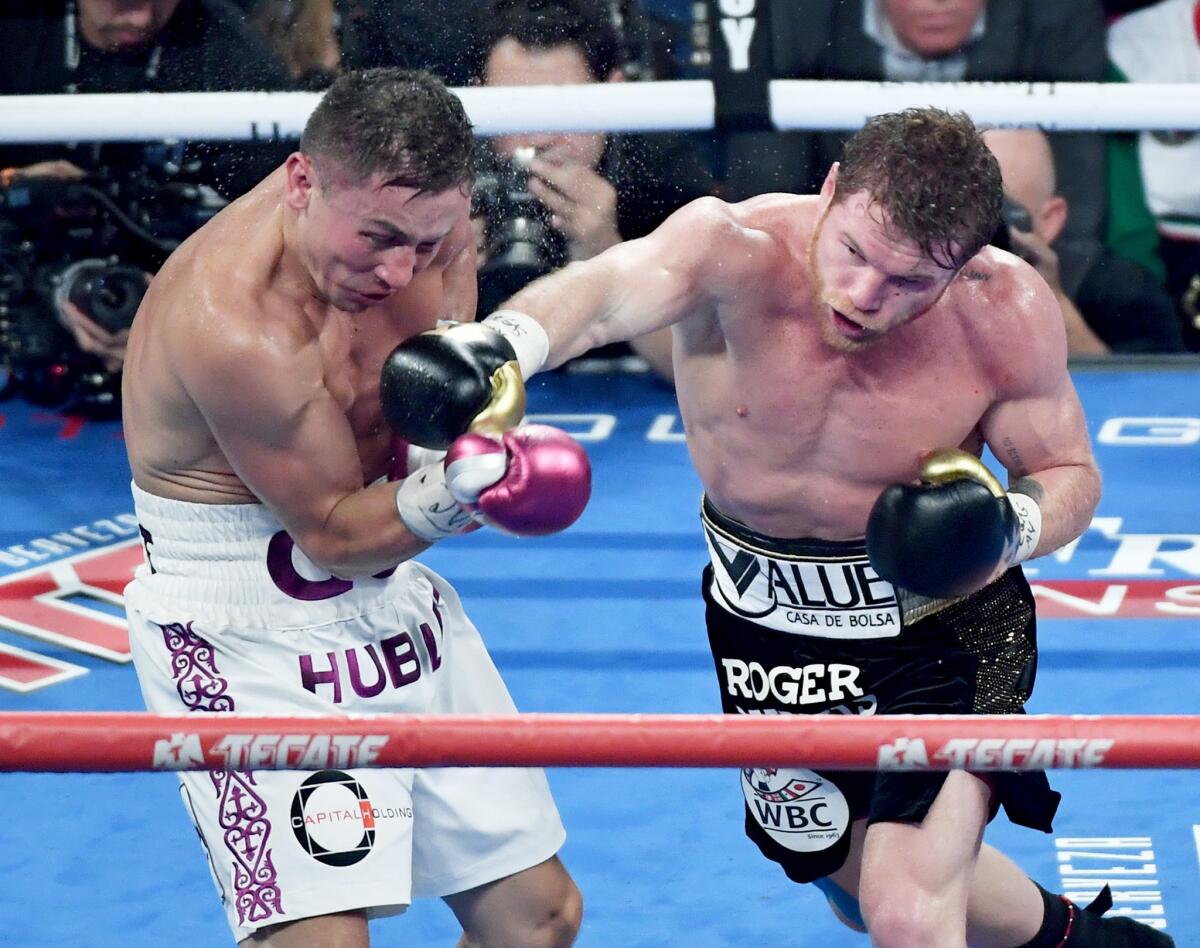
[380,322,525,450]
[866,449,1043,599]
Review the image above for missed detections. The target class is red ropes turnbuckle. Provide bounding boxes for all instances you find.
[0,712,1197,773]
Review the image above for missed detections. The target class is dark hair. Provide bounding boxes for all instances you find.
[300,68,474,191]
[480,0,623,80]
[836,107,1003,270]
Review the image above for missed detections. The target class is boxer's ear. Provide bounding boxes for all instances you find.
[285,153,316,210]
[819,162,840,204]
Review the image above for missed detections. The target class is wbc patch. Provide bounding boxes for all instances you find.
[741,767,850,852]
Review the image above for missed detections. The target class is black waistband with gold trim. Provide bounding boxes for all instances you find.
[701,495,960,631]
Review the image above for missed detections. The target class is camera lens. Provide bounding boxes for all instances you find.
[474,151,566,315]
[54,259,147,333]
[1000,196,1033,234]
[74,266,146,332]
[990,196,1034,253]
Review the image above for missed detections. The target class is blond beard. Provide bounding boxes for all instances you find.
[806,206,876,353]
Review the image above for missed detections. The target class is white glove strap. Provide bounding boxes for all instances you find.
[395,463,474,542]
[445,450,508,504]
[1006,491,1043,565]
[482,309,550,379]
[405,444,447,473]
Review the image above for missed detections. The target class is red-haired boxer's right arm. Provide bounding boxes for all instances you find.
[180,310,438,579]
[493,197,761,370]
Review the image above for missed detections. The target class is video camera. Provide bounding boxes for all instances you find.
[472,146,568,318]
[0,147,225,417]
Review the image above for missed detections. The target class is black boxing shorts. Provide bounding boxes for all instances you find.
[701,496,1061,884]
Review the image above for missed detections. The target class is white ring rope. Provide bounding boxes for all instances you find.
[0,81,1197,144]
[768,80,1200,134]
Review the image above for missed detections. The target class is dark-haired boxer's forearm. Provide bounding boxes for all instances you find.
[295,426,591,578]
[306,479,443,577]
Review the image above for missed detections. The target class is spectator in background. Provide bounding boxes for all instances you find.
[765,0,1110,252]
[0,0,291,390]
[984,127,1185,355]
[0,1,291,195]
[1108,0,1200,351]
[246,0,341,88]
[474,0,718,379]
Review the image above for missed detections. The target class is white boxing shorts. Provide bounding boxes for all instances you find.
[124,484,565,942]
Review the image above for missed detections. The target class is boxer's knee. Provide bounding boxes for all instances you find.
[453,860,582,948]
[459,880,581,948]
[530,876,583,948]
[860,882,962,948]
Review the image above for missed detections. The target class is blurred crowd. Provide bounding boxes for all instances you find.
[0,0,1197,415]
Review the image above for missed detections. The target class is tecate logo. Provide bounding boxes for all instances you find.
[152,733,389,770]
[877,737,1114,770]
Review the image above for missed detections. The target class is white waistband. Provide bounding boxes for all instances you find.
[128,482,419,624]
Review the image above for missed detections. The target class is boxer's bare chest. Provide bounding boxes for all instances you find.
[747,339,990,480]
[683,299,994,534]
[320,298,441,476]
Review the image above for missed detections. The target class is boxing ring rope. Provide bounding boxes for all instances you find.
[2,712,1198,773]
[1,81,1199,143]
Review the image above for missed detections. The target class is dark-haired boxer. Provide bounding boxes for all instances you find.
[121,68,587,947]
[480,107,1172,946]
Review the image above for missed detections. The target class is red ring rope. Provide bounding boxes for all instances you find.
[0,712,1195,773]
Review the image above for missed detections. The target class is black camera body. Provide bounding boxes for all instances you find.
[0,155,225,416]
[473,147,567,318]
[990,195,1034,255]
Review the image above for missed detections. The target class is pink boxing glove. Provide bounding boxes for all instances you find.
[445,424,591,536]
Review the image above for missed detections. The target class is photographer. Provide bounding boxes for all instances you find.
[0,0,291,411]
[0,156,229,412]
[983,128,1185,356]
[472,0,718,379]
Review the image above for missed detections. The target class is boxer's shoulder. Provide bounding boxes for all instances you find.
[727,193,820,244]
[948,246,1068,394]
[954,246,1058,326]
[657,194,809,291]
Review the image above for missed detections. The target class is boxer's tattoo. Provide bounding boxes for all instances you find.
[1009,476,1045,504]
[963,269,990,281]
[1000,437,1028,476]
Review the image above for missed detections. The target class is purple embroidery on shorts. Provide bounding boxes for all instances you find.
[211,770,284,925]
[160,621,234,711]
[267,529,396,596]
[266,531,354,601]
[420,586,446,672]
[346,643,388,699]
